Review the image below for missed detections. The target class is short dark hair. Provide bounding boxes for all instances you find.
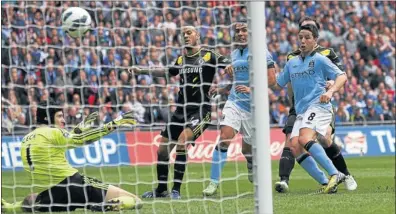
[299,16,320,30]
[36,101,63,125]
[299,24,319,38]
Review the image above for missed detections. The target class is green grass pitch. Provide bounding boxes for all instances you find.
[2,156,395,214]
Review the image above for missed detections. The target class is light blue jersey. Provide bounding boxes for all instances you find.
[228,47,275,112]
[276,52,345,115]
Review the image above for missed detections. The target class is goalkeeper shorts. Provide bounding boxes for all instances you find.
[161,107,211,141]
[34,173,109,212]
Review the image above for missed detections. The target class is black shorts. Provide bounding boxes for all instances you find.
[34,173,109,212]
[282,114,296,135]
[161,107,211,141]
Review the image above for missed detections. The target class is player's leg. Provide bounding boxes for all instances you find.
[275,114,297,193]
[203,102,240,196]
[286,119,329,193]
[171,109,212,199]
[142,114,182,198]
[298,107,345,193]
[319,126,357,190]
[240,112,254,183]
[241,140,253,182]
[202,125,236,196]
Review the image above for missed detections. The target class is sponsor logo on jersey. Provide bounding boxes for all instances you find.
[290,70,315,79]
[179,67,203,74]
[233,65,249,72]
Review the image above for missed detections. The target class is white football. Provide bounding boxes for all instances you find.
[62,7,92,38]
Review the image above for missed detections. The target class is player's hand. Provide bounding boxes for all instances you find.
[225,64,234,78]
[128,66,141,75]
[320,91,333,103]
[72,111,99,134]
[325,80,335,90]
[112,111,138,128]
[209,86,218,96]
[235,85,250,93]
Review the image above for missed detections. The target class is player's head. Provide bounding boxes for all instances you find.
[299,16,321,30]
[36,101,65,128]
[182,26,200,48]
[298,24,319,54]
[233,19,248,47]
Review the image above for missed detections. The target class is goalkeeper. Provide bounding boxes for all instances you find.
[1,101,142,213]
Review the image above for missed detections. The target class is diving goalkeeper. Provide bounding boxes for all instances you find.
[1,101,142,213]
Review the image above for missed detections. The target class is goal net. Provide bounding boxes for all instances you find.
[1,1,273,213]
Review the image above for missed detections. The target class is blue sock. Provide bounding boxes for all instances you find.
[305,141,338,176]
[210,146,228,184]
[297,153,328,185]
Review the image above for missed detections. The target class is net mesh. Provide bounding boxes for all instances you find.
[2,1,395,213]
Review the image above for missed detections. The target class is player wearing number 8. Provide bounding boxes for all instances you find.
[268,24,347,194]
[1,101,142,213]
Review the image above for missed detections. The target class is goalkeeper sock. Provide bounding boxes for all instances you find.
[172,150,188,192]
[325,142,350,175]
[156,152,170,193]
[305,141,338,176]
[297,153,328,185]
[210,145,228,184]
[278,147,295,183]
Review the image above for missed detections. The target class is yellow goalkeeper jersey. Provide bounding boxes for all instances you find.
[20,126,112,193]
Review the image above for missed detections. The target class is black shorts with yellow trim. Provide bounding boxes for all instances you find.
[161,106,211,141]
[34,173,108,212]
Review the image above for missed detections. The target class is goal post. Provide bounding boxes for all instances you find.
[248,2,274,214]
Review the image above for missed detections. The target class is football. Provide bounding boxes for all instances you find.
[62,7,92,38]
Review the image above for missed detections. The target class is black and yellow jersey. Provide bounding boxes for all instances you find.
[286,45,344,115]
[287,45,343,70]
[20,126,113,193]
[168,48,229,110]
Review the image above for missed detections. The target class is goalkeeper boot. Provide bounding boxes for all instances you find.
[142,189,169,199]
[324,172,345,194]
[344,175,357,191]
[274,180,289,193]
[202,182,219,196]
[1,199,23,213]
[170,190,181,200]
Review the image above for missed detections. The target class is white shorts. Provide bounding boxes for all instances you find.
[220,101,253,145]
[290,106,333,139]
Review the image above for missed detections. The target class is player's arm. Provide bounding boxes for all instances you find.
[128,56,182,77]
[56,112,137,147]
[319,57,347,103]
[268,61,289,91]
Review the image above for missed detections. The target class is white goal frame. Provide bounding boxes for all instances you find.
[248,2,274,214]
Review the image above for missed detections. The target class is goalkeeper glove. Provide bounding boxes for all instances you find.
[104,111,138,131]
[72,111,99,134]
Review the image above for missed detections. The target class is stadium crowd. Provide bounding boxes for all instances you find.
[1,1,395,134]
